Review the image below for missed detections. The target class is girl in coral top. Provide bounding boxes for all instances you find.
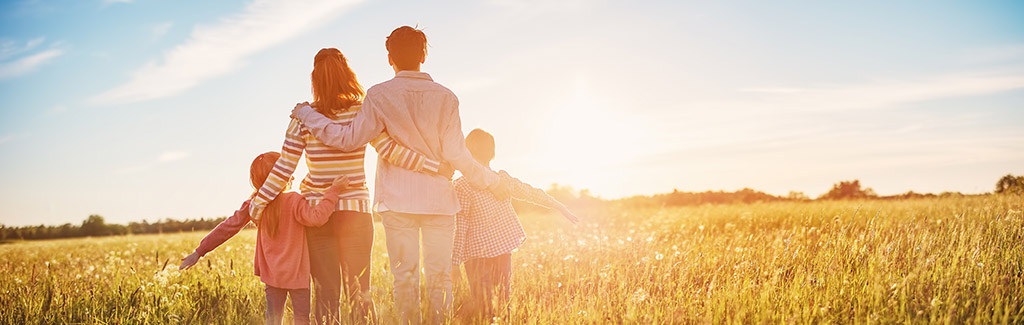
[178,151,348,325]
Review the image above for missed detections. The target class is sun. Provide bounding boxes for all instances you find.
[528,77,638,197]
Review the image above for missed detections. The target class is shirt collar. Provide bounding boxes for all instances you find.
[395,70,433,81]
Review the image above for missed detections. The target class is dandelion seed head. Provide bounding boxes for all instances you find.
[632,287,648,302]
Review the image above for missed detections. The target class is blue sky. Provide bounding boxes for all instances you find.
[1,0,1022,226]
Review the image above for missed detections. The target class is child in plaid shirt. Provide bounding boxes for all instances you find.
[451,128,579,319]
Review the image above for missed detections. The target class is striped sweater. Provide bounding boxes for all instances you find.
[250,105,441,219]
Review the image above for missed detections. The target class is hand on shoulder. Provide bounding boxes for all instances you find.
[486,173,513,200]
[290,101,313,120]
[436,161,455,179]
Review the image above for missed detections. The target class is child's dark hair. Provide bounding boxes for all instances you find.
[250,152,283,238]
[465,128,495,164]
[385,26,428,71]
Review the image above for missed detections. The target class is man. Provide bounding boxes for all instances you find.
[291,26,508,324]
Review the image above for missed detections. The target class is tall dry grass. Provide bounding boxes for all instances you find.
[1,195,1021,323]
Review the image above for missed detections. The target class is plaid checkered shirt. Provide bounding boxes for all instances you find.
[452,170,562,265]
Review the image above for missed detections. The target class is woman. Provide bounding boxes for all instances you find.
[250,48,448,324]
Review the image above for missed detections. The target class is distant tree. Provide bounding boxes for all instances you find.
[129,220,151,234]
[546,183,579,204]
[32,225,48,240]
[938,191,963,197]
[81,214,110,237]
[819,180,878,200]
[58,223,77,238]
[888,190,936,200]
[23,226,37,240]
[109,224,128,236]
[787,191,810,201]
[995,174,1024,195]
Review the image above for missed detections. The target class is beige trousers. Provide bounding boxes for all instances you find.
[380,211,455,325]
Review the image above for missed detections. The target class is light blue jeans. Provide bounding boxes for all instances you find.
[380,211,455,325]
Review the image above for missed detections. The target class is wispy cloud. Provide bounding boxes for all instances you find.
[0,37,64,79]
[114,164,150,175]
[90,0,365,105]
[0,48,64,79]
[150,22,174,41]
[486,0,589,13]
[102,0,134,5]
[447,76,498,94]
[737,87,806,94]
[44,105,68,117]
[0,37,46,60]
[733,70,1024,113]
[737,86,806,93]
[0,135,13,145]
[962,44,1024,64]
[115,150,191,174]
[630,70,1024,186]
[158,151,190,162]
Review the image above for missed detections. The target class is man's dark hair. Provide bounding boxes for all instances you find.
[385,26,428,71]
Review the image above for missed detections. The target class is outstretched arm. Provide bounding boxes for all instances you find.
[293,99,384,152]
[505,172,579,224]
[249,119,306,220]
[181,200,252,270]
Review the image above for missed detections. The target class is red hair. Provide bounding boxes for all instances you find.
[250,151,283,238]
[311,48,364,117]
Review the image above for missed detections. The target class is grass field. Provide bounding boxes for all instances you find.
[1,195,1022,324]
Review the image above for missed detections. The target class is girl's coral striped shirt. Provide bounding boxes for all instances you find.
[250,105,441,219]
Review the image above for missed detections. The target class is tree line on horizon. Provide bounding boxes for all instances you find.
[0,215,233,243]
[617,174,1022,207]
[532,175,1023,211]
[3,175,1022,242]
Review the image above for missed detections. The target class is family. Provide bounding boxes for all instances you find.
[178,26,579,324]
